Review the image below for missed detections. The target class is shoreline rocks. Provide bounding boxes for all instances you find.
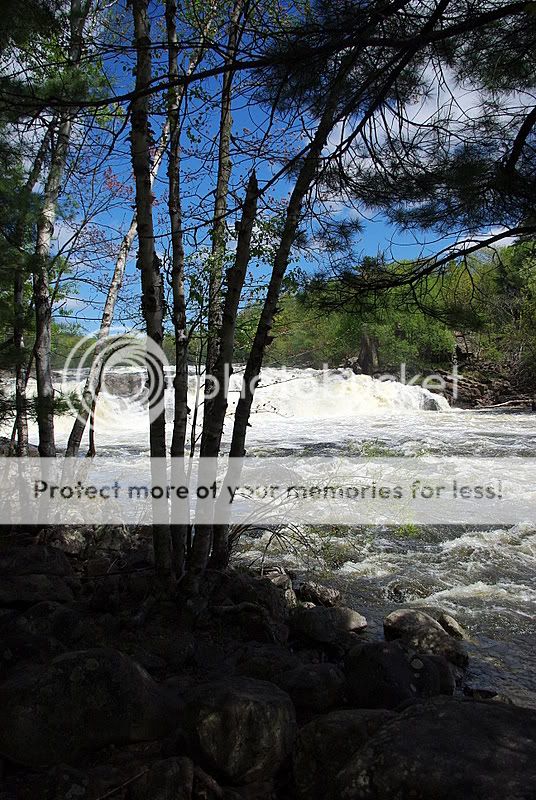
[0,541,533,800]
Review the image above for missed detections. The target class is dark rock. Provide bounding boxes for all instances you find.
[0,437,39,457]
[46,527,87,556]
[46,765,90,800]
[290,606,367,646]
[85,556,112,576]
[181,677,296,784]
[255,567,292,591]
[383,609,468,668]
[0,626,65,678]
[129,757,194,800]
[278,663,345,712]
[335,697,536,799]
[344,641,446,709]
[295,581,341,607]
[232,643,302,682]
[0,575,74,609]
[293,709,393,800]
[16,602,84,646]
[0,648,179,767]
[421,394,443,411]
[0,545,72,577]
[463,686,515,704]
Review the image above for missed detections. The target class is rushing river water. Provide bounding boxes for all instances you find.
[6,366,536,707]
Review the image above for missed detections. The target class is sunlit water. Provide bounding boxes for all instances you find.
[4,366,536,706]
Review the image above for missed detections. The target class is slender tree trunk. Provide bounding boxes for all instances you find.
[166,0,190,577]
[12,123,53,456]
[33,0,88,457]
[65,121,170,457]
[188,172,258,576]
[130,0,171,577]
[204,0,244,383]
[209,65,356,569]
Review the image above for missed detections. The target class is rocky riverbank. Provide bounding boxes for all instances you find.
[0,528,535,799]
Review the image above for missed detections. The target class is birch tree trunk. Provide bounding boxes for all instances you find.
[64,122,170,458]
[33,0,88,457]
[12,123,53,456]
[130,0,171,577]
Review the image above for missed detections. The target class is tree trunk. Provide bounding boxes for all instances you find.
[12,122,53,456]
[64,121,170,457]
[130,0,171,578]
[188,172,258,576]
[208,62,356,569]
[203,0,244,383]
[33,0,88,457]
[166,0,189,578]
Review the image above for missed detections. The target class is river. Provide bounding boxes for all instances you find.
[6,366,536,707]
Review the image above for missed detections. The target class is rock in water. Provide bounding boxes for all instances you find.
[293,709,393,800]
[290,606,367,645]
[295,581,341,607]
[181,677,296,784]
[0,648,178,767]
[344,641,449,709]
[336,697,536,799]
[383,609,468,668]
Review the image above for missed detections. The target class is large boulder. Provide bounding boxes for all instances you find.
[0,648,178,767]
[344,641,449,709]
[0,545,73,577]
[231,643,302,682]
[0,574,75,608]
[181,677,296,784]
[335,697,536,799]
[383,609,468,668]
[278,663,345,712]
[290,606,367,646]
[295,581,341,607]
[293,709,393,800]
[129,757,194,800]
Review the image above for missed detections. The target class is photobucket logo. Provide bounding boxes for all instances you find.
[62,329,170,425]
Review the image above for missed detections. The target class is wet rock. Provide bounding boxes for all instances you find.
[295,581,341,607]
[463,686,515,704]
[383,609,468,668]
[278,663,345,712]
[335,697,536,799]
[290,606,367,646]
[0,648,179,767]
[438,611,469,640]
[0,575,74,609]
[293,709,393,800]
[181,677,296,784]
[421,394,443,411]
[255,567,292,591]
[0,545,73,577]
[344,641,447,709]
[129,757,194,800]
